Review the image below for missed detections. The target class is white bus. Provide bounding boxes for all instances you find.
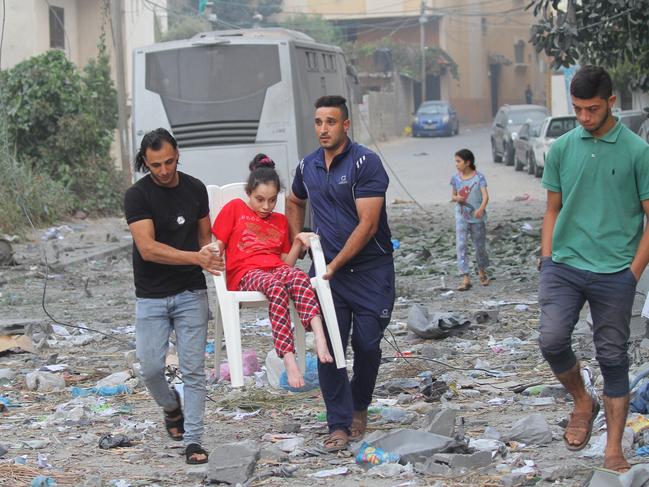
[132,28,353,189]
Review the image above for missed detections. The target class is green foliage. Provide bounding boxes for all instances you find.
[528,0,649,90]
[278,14,344,45]
[349,40,459,81]
[159,15,210,41]
[0,33,124,226]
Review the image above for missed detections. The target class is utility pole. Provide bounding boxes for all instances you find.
[419,0,427,106]
[110,0,131,185]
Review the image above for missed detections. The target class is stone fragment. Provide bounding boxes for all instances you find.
[25,371,65,392]
[541,463,575,481]
[432,450,492,469]
[420,408,456,437]
[207,440,260,485]
[279,421,301,433]
[417,458,451,475]
[360,428,458,464]
[259,444,289,463]
[0,368,16,380]
[504,414,552,445]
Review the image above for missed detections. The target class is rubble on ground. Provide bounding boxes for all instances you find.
[2,204,649,486]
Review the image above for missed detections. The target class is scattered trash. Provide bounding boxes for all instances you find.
[30,476,57,487]
[95,371,131,388]
[98,434,132,449]
[407,305,470,339]
[356,442,400,465]
[279,353,319,392]
[70,385,131,397]
[220,349,259,381]
[391,239,401,250]
[307,467,349,478]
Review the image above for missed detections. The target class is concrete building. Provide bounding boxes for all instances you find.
[280,0,549,124]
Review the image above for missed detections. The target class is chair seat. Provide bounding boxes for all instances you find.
[231,291,268,303]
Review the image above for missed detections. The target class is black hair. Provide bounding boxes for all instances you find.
[246,153,281,195]
[315,95,349,120]
[570,65,613,100]
[134,128,178,173]
[455,148,476,170]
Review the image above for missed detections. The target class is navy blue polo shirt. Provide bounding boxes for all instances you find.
[292,139,393,268]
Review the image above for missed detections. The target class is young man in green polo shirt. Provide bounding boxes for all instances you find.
[539,65,649,473]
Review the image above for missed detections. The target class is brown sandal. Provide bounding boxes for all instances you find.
[350,410,368,440]
[563,398,599,451]
[603,456,631,473]
[323,429,349,452]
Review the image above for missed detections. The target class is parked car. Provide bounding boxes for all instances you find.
[531,115,578,178]
[513,121,542,173]
[491,104,548,165]
[615,109,646,134]
[639,118,649,144]
[411,101,459,137]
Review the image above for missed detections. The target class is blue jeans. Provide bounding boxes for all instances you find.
[135,289,208,445]
[455,219,489,275]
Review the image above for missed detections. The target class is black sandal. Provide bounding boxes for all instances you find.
[185,443,209,464]
[164,389,184,441]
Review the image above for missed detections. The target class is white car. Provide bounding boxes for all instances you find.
[530,116,578,178]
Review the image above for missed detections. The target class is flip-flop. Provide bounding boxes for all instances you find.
[323,429,348,452]
[563,397,600,451]
[603,456,631,473]
[185,443,208,464]
[164,389,184,441]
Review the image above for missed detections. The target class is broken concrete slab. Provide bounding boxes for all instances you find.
[420,408,456,437]
[504,413,552,445]
[406,305,471,339]
[25,371,65,392]
[417,458,451,476]
[585,468,623,487]
[207,440,260,485]
[432,450,492,469]
[360,428,458,464]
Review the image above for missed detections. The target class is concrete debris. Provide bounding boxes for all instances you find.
[420,408,456,437]
[504,414,553,445]
[359,429,461,464]
[432,450,493,469]
[406,305,471,339]
[25,371,66,392]
[207,440,260,485]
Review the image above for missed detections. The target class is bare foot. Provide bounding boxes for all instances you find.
[283,353,305,388]
[310,316,334,364]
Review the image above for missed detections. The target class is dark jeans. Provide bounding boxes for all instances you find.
[317,261,395,433]
[538,258,636,397]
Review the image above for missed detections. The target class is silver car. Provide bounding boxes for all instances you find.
[531,116,578,178]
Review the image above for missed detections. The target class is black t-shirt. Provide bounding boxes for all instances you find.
[123,172,209,298]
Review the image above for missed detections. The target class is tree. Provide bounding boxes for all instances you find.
[278,14,344,45]
[528,0,649,90]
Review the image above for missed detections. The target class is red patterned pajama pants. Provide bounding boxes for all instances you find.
[238,266,321,357]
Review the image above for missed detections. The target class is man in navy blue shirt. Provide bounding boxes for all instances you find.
[287,95,395,451]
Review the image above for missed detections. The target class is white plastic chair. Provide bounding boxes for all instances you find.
[207,183,305,387]
[207,183,346,387]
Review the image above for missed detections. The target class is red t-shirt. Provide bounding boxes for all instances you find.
[212,198,291,290]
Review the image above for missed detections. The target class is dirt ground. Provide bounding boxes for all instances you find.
[1,198,647,486]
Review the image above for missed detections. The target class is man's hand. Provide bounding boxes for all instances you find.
[322,263,336,280]
[198,243,224,275]
[630,264,642,282]
[295,232,317,250]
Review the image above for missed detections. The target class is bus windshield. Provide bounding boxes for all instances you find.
[145,44,281,145]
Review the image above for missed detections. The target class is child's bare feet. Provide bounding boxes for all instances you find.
[283,352,305,388]
[310,316,334,364]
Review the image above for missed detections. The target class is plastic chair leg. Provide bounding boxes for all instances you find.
[311,277,346,369]
[291,304,306,374]
[221,301,245,387]
[214,305,224,373]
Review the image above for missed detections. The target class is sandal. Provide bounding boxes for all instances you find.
[563,397,600,451]
[350,410,368,440]
[164,389,184,441]
[603,455,631,473]
[185,443,209,464]
[323,429,349,452]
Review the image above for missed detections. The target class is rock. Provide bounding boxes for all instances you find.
[417,458,451,475]
[96,371,132,388]
[25,371,65,392]
[276,436,304,453]
[504,414,552,445]
[0,368,16,380]
[542,463,575,481]
[259,444,289,462]
[279,421,301,434]
[360,428,459,464]
[207,440,260,485]
[379,378,420,394]
[432,450,493,469]
[420,408,456,437]
[0,444,7,456]
[406,305,471,339]
[539,384,569,400]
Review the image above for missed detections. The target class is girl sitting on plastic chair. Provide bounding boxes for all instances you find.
[211,154,334,388]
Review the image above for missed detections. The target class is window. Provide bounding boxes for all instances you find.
[306,51,319,71]
[514,40,525,64]
[49,6,65,50]
[322,53,337,72]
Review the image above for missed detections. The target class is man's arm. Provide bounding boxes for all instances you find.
[325,196,384,279]
[286,191,307,241]
[197,216,213,248]
[541,190,562,258]
[128,218,222,275]
[630,200,649,280]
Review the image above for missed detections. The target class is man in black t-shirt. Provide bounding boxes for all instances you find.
[124,128,222,465]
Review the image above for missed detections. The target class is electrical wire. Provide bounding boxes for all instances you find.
[0,0,5,69]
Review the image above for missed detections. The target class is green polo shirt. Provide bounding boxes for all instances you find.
[542,120,649,273]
